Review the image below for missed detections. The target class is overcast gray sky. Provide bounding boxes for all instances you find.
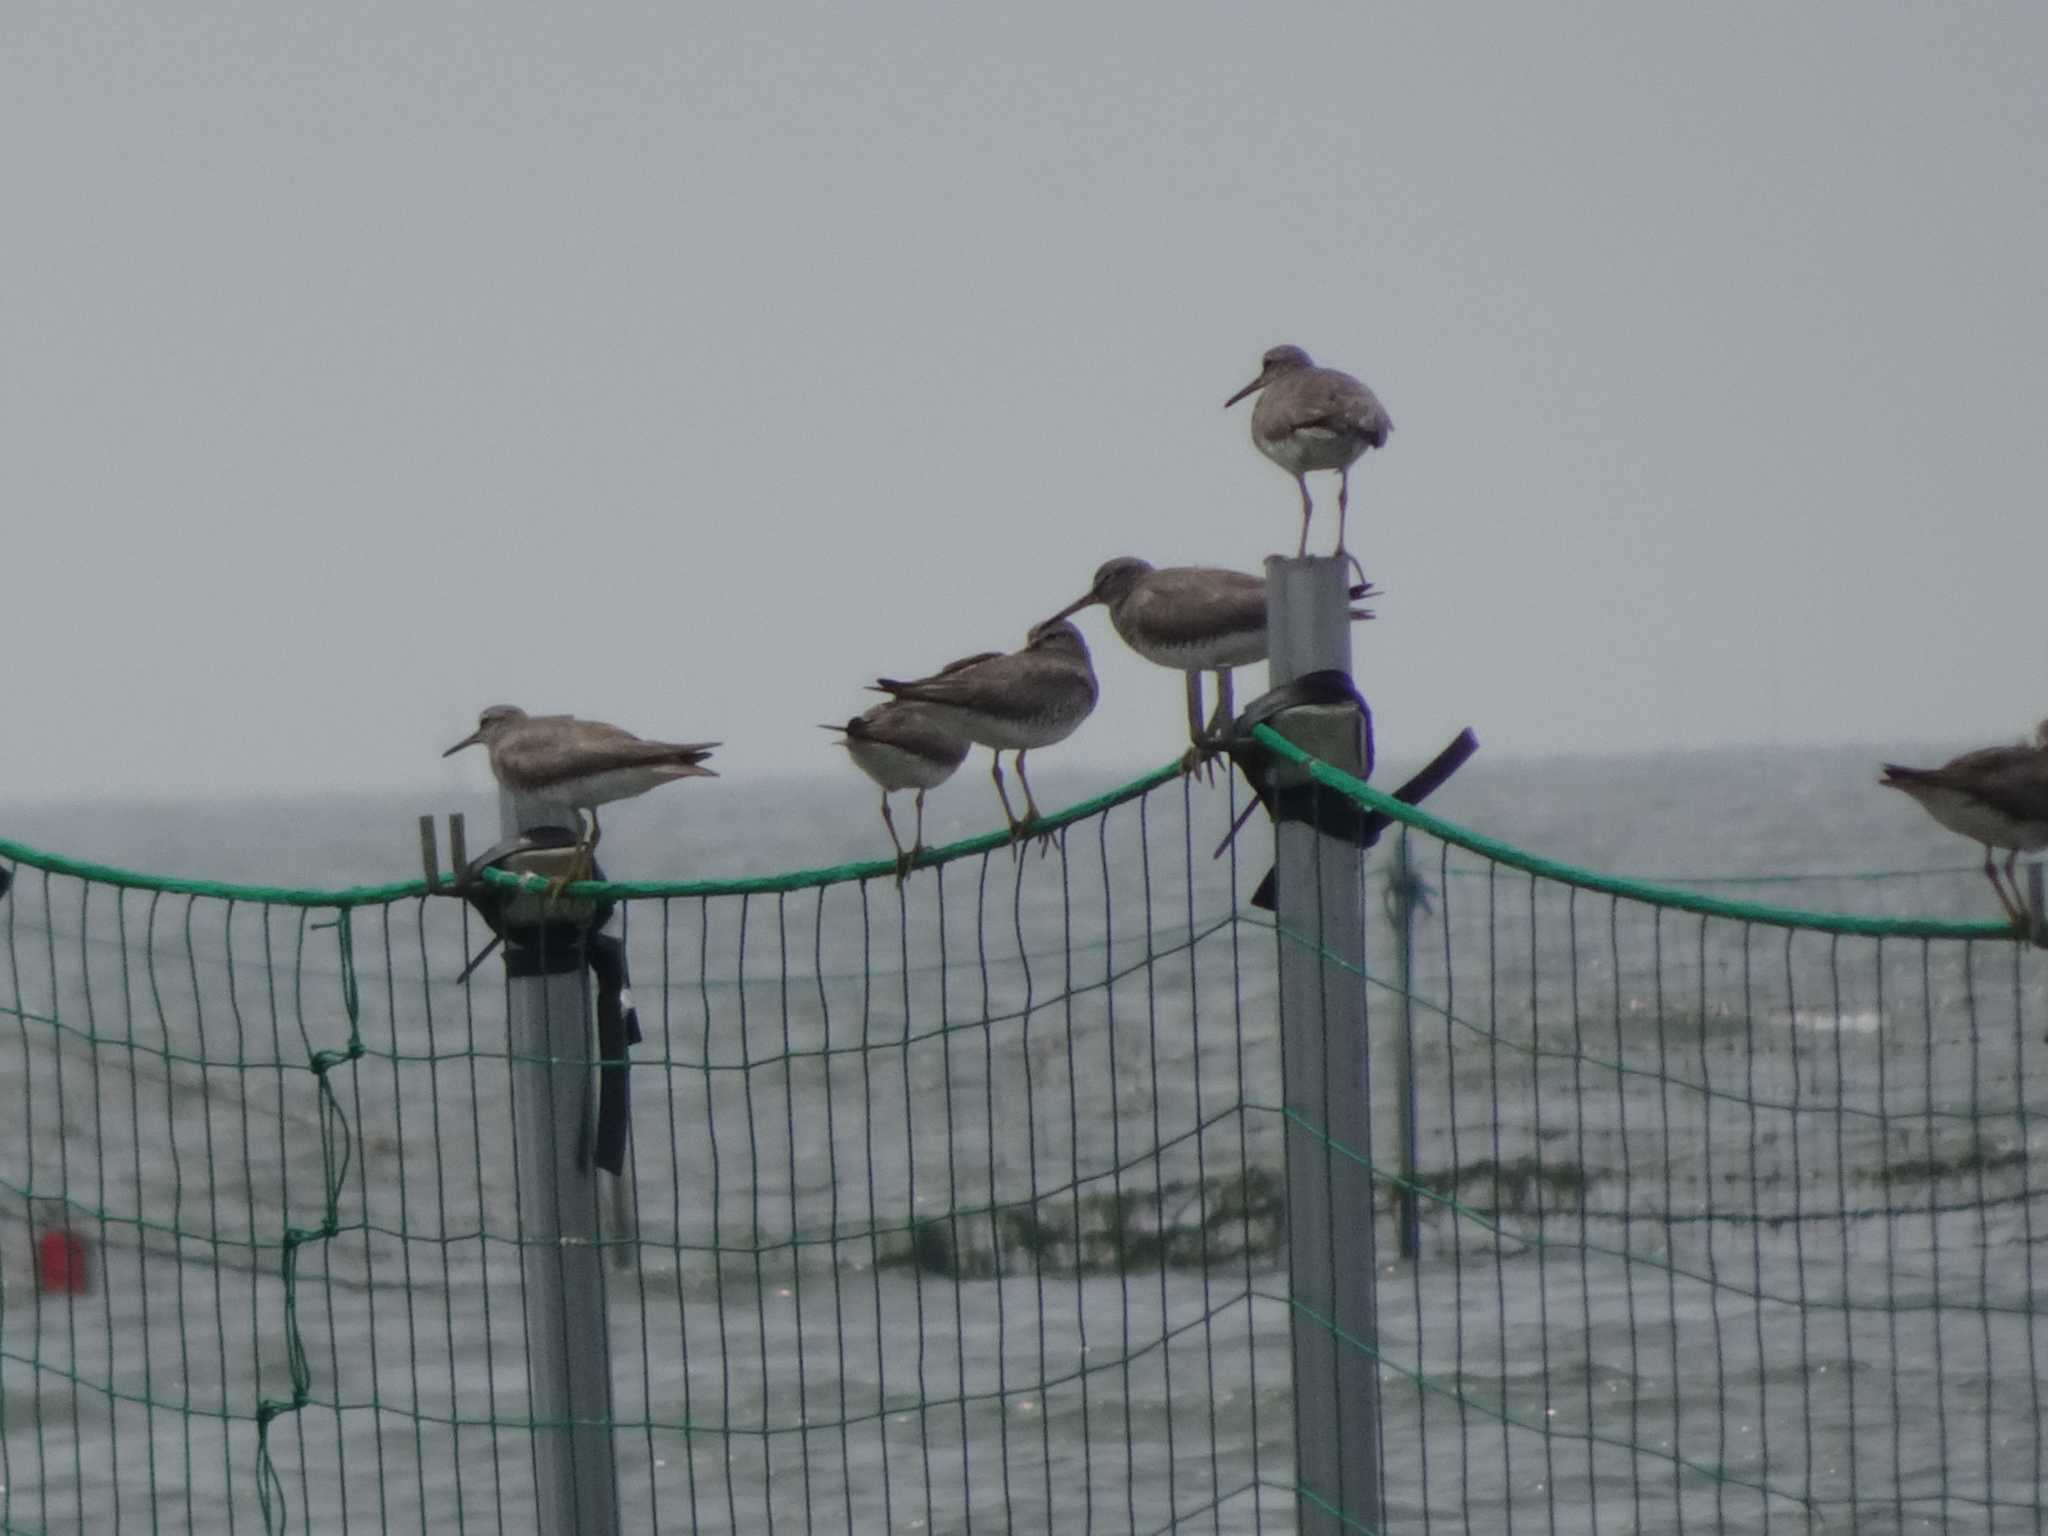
[6,4,2046,804]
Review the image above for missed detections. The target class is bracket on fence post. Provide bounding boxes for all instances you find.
[1265,554,1385,1535]
[496,787,621,1536]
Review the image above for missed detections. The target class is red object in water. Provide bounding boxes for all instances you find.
[37,1228,91,1296]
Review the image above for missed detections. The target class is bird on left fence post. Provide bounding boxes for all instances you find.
[443,704,719,888]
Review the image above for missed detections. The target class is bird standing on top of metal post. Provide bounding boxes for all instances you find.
[1879,720,2048,929]
[1225,344,1393,560]
[443,704,718,886]
[870,620,1098,841]
[1046,555,1375,771]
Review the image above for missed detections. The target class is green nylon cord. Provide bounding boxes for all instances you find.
[1247,724,2018,939]
[0,743,2016,933]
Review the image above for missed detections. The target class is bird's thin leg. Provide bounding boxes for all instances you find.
[1295,475,1314,558]
[2001,848,2033,931]
[1015,751,1060,857]
[1336,466,1351,558]
[1207,668,1237,743]
[545,808,596,906]
[990,751,1023,837]
[1180,672,1209,776]
[911,790,928,861]
[881,793,912,882]
[1016,750,1042,826]
[1983,849,2024,925]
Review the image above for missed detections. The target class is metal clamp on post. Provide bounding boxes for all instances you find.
[1212,669,1480,910]
[461,830,607,979]
[418,819,642,1178]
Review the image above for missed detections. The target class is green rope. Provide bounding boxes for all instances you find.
[0,759,1185,907]
[1249,724,2019,939]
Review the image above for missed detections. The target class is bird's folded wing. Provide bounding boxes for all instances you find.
[1126,570,1266,646]
[856,706,973,758]
[1285,375,1391,437]
[896,651,1095,714]
[498,728,716,787]
[1948,757,2048,824]
[886,657,1028,711]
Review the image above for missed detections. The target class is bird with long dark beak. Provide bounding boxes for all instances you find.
[1880,720,2048,930]
[443,704,718,889]
[870,621,1098,840]
[821,701,971,879]
[1226,344,1392,559]
[1046,556,1377,771]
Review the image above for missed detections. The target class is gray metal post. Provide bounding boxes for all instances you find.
[1264,554,1384,1534]
[500,787,620,1536]
[1393,830,1421,1262]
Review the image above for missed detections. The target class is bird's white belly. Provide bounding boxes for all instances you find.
[529,766,676,811]
[1257,424,1366,475]
[846,738,958,793]
[1123,630,1267,673]
[1902,784,2048,851]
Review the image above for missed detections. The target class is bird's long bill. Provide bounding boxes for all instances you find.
[1223,373,1265,408]
[1043,591,1100,626]
[442,729,486,757]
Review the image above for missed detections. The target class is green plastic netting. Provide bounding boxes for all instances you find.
[3,735,2044,1533]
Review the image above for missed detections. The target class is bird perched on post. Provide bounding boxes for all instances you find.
[1880,721,2048,928]
[822,701,971,879]
[1225,344,1392,559]
[443,704,718,885]
[1046,555,1375,768]
[871,620,1098,840]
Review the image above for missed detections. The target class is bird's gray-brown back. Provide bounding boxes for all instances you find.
[490,715,719,792]
[1884,730,2048,826]
[840,701,972,768]
[1253,357,1393,454]
[1112,565,1268,652]
[874,622,1098,751]
[879,624,1097,716]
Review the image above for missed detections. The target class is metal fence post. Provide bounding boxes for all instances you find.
[1392,830,1421,1262]
[1265,554,1384,1534]
[499,787,621,1536]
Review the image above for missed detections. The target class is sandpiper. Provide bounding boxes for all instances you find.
[1881,721,2048,926]
[822,701,971,877]
[443,704,718,880]
[871,620,1098,838]
[1225,344,1392,558]
[1047,556,1375,764]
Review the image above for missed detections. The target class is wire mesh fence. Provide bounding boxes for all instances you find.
[2,770,1294,1533]
[3,740,2046,1533]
